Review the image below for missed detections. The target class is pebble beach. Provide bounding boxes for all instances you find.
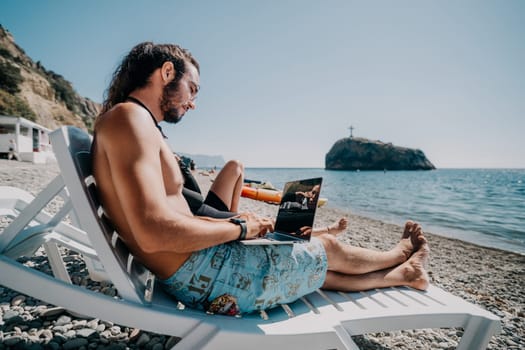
[0,159,523,350]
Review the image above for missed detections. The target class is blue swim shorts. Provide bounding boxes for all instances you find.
[159,238,327,314]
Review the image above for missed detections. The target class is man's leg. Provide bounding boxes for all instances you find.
[208,160,244,212]
[312,217,349,236]
[322,239,430,291]
[319,221,428,275]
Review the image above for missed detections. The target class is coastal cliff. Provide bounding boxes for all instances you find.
[325,137,435,171]
[0,25,99,131]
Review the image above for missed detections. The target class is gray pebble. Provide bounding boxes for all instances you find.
[4,315,25,327]
[136,332,151,347]
[11,295,26,306]
[76,328,97,338]
[72,319,87,329]
[3,335,23,346]
[55,315,72,326]
[40,306,66,318]
[129,327,141,341]
[52,333,68,344]
[151,343,163,350]
[28,334,42,343]
[109,325,121,335]
[86,319,99,329]
[63,338,89,350]
[53,325,70,333]
[29,320,43,329]
[47,342,60,350]
[38,329,53,340]
[3,309,19,320]
[64,330,77,339]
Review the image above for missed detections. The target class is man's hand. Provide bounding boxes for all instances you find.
[297,226,312,236]
[236,212,274,239]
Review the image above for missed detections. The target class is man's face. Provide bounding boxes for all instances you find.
[160,63,200,124]
[308,185,320,204]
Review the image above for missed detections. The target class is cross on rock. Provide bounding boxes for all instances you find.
[349,125,355,138]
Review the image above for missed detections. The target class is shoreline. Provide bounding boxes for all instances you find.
[330,203,525,256]
[1,159,523,349]
[243,167,525,257]
[336,207,525,257]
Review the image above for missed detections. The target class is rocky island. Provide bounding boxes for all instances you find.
[325,137,435,171]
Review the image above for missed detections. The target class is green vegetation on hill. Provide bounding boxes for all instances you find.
[0,24,99,130]
[0,50,36,120]
[0,42,80,115]
[45,70,79,113]
[0,60,23,94]
[0,59,36,121]
[0,89,37,121]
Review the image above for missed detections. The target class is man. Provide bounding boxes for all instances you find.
[280,183,321,211]
[8,139,19,161]
[93,42,429,315]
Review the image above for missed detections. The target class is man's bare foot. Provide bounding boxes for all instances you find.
[327,217,348,235]
[394,221,426,262]
[387,236,430,290]
[403,220,426,251]
[312,218,348,237]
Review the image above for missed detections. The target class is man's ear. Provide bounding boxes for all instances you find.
[160,61,175,83]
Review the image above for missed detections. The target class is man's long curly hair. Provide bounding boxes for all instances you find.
[99,42,199,115]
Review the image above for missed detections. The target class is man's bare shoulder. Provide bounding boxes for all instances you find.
[95,103,158,143]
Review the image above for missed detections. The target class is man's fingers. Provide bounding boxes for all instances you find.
[260,217,274,234]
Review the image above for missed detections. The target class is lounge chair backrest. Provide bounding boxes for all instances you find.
[50,126,152,304]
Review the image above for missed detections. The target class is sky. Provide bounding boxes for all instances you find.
[1,0,524,168]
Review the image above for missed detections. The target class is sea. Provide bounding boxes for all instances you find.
[243,168,525,255]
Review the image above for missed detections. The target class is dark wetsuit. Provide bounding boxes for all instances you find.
[126,97,236,219]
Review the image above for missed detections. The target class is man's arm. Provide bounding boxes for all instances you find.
[97,106,269,254]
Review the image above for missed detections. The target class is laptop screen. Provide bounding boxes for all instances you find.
[273,177,323,239]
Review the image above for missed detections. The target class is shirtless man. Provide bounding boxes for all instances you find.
[92,42,429,315]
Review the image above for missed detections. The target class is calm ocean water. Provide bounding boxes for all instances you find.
[243,168,525,255]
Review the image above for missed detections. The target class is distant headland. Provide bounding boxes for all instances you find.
[325,136,435,171]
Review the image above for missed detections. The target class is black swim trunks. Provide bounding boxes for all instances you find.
[194,190,236,219]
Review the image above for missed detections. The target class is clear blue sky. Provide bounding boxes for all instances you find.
[2,0,524,168]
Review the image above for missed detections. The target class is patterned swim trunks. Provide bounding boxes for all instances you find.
[159,238,327,314]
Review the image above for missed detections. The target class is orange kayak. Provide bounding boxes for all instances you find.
[241,186,282,204]
[241,185,328,207]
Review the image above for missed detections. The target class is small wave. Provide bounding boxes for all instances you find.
[245,168,525,254]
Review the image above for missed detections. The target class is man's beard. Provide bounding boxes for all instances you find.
[160,80,184,124]
[163,107,183,125]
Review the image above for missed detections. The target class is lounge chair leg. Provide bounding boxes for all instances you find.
[334,325,360,350]
[457,316,498,350]
[44,242,72,284]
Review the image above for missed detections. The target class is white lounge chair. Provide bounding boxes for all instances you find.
[0,125,501,350]
[0,182,106,283]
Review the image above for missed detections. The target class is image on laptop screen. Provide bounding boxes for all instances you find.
[273,177,323,240]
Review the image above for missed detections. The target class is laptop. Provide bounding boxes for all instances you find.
[241,177,323,245]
